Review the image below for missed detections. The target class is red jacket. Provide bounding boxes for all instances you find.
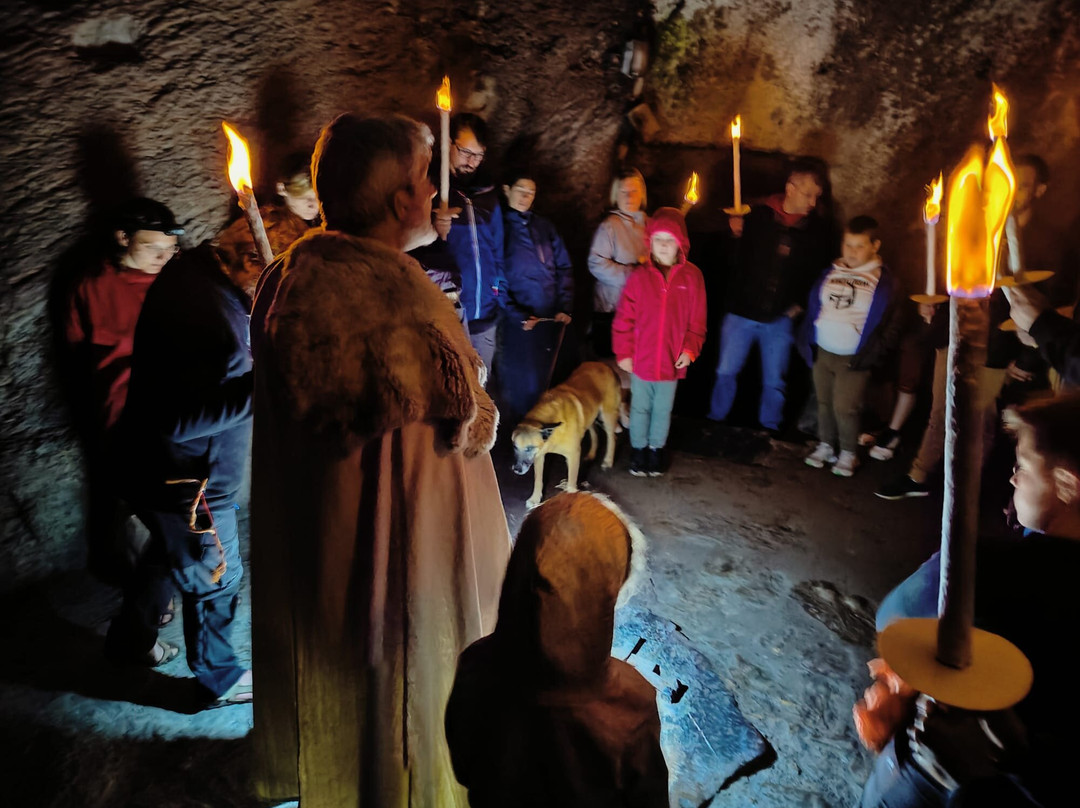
[612,258,707,382]
[66,258,158,430]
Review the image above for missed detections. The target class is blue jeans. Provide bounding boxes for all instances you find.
[708,313,794,429]
[468,319,497,383]
[875,552,940,632]
[106,494,245,698]
[629,375,677,449]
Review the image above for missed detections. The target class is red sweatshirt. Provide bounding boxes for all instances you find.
[66,258,158,430]
[612,208,707,382]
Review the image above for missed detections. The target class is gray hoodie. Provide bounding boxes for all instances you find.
[588,209,648,312]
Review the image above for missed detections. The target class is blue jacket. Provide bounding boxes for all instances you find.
[121,243,253,506]
[502,208,573,321]
[798,262,902,371]
[447,182,505,324]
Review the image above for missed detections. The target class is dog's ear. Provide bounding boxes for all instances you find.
[539,422,563,440]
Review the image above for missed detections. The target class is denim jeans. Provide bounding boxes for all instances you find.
[106,494,246,698]
[708,313,794,430]
[629,374,677,449]
[468,319,497,384]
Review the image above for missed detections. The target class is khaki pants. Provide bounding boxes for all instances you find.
[812,348,870,453]
[909,348,1006,483]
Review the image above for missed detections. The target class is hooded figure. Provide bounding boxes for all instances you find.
[445,492,669,808]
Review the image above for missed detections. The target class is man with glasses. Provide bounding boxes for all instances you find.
[445,112,506,376]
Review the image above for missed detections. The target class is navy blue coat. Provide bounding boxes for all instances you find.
[447,182,505,324]
[502,209,573,321]
[121,243,253,506]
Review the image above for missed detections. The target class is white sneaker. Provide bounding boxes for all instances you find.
[832,450,859,477]
[805,442,838,468]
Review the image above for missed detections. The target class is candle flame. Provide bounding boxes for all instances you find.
[436,75,452,112]
[945,138,1016,296]
[988,83,1009,141]
[684,171,700,205]
[923,173,943,225]
[222,122,252,195]
[730,114,742,140]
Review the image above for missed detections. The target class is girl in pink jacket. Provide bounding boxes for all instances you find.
[613,207,707,476]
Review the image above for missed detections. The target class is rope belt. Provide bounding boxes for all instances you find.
[164,477,227,584]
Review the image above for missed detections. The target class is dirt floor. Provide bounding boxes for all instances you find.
[1,417,988,808]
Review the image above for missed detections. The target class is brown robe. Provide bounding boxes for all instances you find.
[251,231,511,807]
[445,493,669,808]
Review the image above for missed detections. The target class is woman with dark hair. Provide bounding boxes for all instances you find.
[497,170,574,422]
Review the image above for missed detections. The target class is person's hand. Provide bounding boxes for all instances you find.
[675,352,692,369]
[522,317,540,332]
[554,312,572,324]
[729,215,745,238]
[1005,360,1035,383]
[617,357,633,373]
[1004,283,1050,332]
[785,304,804,319]
[433,206,460,241]
[918,302,937,324]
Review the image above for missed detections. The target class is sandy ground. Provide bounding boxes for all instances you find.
[1,418,962,807]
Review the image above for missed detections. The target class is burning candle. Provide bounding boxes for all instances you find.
[436,76,452,208]
[936,90,1016,670]
[731,115,743,210]
[877,86,1032,715]
[986,86,1023,276]
[923,173,943,296]
[680,171,700,215]
[222,122,274,267]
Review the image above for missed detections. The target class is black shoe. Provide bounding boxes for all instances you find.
[629,448,647,476]
[875,475,930,500]
[646,447,664,476]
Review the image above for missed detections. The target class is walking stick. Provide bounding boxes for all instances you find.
[543,320,568,391]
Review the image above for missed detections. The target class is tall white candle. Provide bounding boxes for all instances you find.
[1005,214,1021,275]
[926,221,936,296]
[731,115,743,210]
[436,76,452,208]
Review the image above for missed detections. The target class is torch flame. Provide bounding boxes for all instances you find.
[923,172,943,225]
[222,122,253,195]
[945,138,1016,296]
[731,114,742,140]
[684,171,700,205]
[436,75,452,112]
[987,83,1009,142]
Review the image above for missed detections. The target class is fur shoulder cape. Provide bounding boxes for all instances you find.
[265,230,497,457]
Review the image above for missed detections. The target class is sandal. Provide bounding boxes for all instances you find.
[157,596,176,628]
[206,670,253,709]
[148,639,181,667]
[869,430,901,461]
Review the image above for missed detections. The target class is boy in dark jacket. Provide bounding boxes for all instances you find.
[799,215,902,477]
[497,171,574,422]
[106,242,254,707]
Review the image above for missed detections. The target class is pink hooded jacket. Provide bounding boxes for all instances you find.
[612,207,707,382]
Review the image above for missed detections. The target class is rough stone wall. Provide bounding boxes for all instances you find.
[644,0,1080,277]
[0,0,645,589]
[2,0,1079,588]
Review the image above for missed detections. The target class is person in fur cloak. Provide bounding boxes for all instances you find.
[445,492,669,808]
[249,113,512,808]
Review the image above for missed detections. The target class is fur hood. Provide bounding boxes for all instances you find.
[265,230,497,456]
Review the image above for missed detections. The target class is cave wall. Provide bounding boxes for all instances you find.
[0,0,645,589]
[2,0,1078,588]
[643,0,1080,275]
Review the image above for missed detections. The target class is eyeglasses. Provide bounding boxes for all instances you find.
[454,143,486,162]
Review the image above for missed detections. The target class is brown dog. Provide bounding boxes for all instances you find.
[511,362,622,509]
